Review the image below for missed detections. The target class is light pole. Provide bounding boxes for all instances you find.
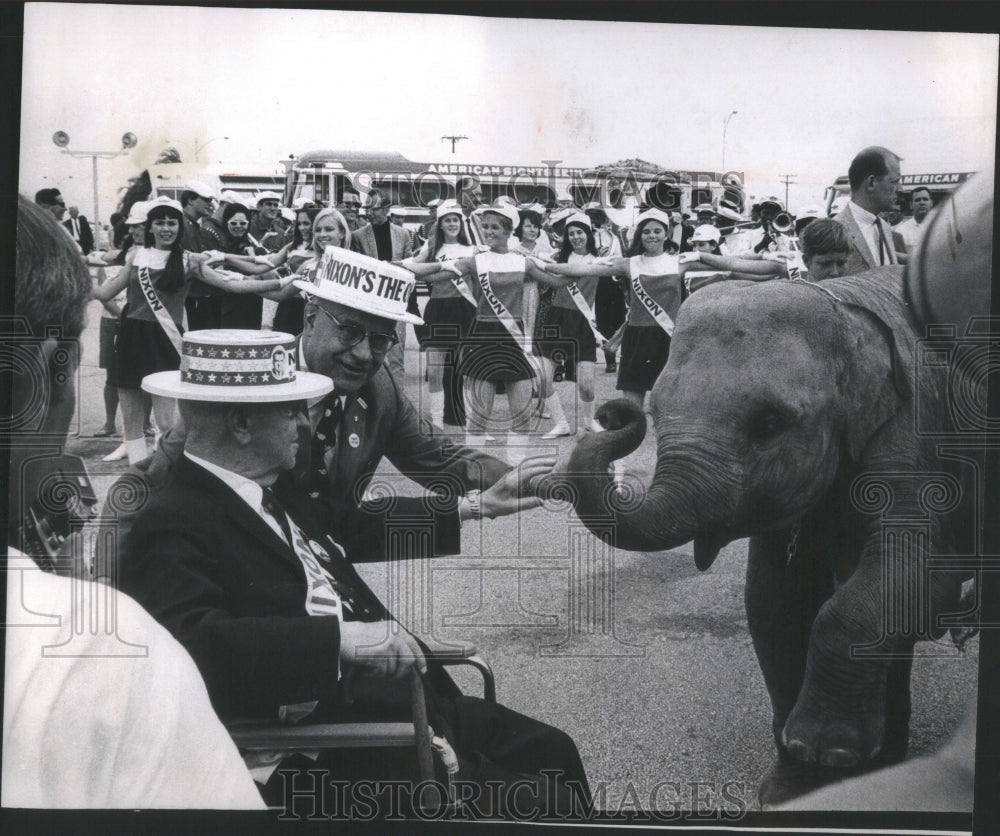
[52,130,137,228]
[722,110,738,173]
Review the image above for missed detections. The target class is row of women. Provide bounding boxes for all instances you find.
[92,192,857,469]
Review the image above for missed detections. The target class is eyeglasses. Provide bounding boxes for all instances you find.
[228,221,249,227]
[311,302,398,353]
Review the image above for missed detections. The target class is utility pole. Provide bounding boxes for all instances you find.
[779,174,797,211]
[441,135,468,154]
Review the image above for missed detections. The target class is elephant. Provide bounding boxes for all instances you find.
[561,266,980,805]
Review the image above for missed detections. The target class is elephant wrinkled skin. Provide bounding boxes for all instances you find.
[563,267,979,805]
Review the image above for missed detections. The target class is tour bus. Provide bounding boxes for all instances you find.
[280,150,748,229]
[823,171,975,217]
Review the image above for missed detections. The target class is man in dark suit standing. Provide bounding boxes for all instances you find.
[63,205,94,254]
[833,146,903,275]
[120,329,590,816]
[351,188,414,380]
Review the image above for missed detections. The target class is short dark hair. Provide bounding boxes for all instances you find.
[800,218,849,261]
[911,187,932,201]
[366,189,390,210]
[847,146,901,192]
[16,196,92,340]
[180,190,199,208]
[515,211,543,238]
[222,202,251,227]
[33,188,63,207]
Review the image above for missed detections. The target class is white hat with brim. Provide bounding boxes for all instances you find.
[690,224,721,243]
[125,201,152,225]
[694,203,715,214]
[142,330,333,403]
[474,203,520,229]
[279,207,296,223]
[563,212,593,230]
[145,196,184,217]
[635,208,674,230]
[294,245,424,325]
[185,181,217,200]
[435,200,464,220]
[220,190,243,205]
[256,191,282,205]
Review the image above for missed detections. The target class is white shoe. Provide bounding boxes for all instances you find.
[102,442,128,462]
[541,422,571,439]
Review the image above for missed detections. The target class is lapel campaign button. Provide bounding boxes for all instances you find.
[348,433,360,448]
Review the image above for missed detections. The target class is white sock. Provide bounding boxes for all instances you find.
[428,390,445,425]
[613,459,625,485]
[580,398,595,428]
[506,432,530,466]
[545,393,568,427]
[127,438,148,465]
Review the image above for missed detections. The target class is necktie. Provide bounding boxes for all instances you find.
[71,218,79,240]
[260,486,293,547]
[309,396,343,496]
[874,218,889,265]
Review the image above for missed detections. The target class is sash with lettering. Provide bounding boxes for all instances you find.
[439,253,478,307]
[629,254,681,337]
[473,250,534,355]
[563,255,606,346]
[135,248,184,354]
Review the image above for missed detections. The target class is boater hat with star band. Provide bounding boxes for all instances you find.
[142,330,333,402]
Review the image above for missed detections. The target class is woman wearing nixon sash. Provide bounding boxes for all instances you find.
[546,207,684,411]
[92,197,294,464]
[406,202,572,465]
[400,200,476,427]
[533,212,604,440]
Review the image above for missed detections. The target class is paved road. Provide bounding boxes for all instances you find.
[65,299,978,814]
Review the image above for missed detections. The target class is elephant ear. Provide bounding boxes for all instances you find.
[838,295,914,464]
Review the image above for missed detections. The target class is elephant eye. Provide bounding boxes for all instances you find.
[748,408,787,442]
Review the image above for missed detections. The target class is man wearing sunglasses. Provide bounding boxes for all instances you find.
[290,260,553,563]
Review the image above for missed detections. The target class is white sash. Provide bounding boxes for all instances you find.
[136,256,183,354]
[565,282,606,346]
[630,265,676,337]
[438,251,477,306]
[474,252,533,355]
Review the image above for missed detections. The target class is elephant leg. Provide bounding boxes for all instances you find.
[748,528,847,807]
[745,528,833,748]
[880,642,914,765]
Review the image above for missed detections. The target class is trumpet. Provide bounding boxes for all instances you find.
[771,212,795,234]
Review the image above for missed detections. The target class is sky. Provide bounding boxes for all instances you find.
[19,4,999,225]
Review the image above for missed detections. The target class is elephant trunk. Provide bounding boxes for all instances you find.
[564,400,737,564]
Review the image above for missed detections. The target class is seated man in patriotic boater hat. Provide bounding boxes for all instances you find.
[118,327,591,816]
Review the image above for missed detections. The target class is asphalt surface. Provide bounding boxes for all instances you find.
[65,297,979,814]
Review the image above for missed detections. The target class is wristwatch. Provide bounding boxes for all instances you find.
[466,489,483,520]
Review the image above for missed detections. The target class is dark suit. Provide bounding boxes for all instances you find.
[64,214,94,254]
[284,362,511,562]
[834,203,899,276]
[119,454,588,812]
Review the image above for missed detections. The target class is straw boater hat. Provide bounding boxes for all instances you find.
[293,246,424,325]
[142,330,333,403]
[435,199,464,220]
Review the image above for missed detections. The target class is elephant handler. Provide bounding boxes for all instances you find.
[120,329,591,816]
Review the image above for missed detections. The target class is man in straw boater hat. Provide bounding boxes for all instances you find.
[4,198,264,808]
[119,328,590,815]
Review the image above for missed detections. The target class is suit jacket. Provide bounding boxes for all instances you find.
[833,203,899,275]
[350,222,413,262]
[282,362,511,561]
[119,455,390,718]
[64,215,94,254]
